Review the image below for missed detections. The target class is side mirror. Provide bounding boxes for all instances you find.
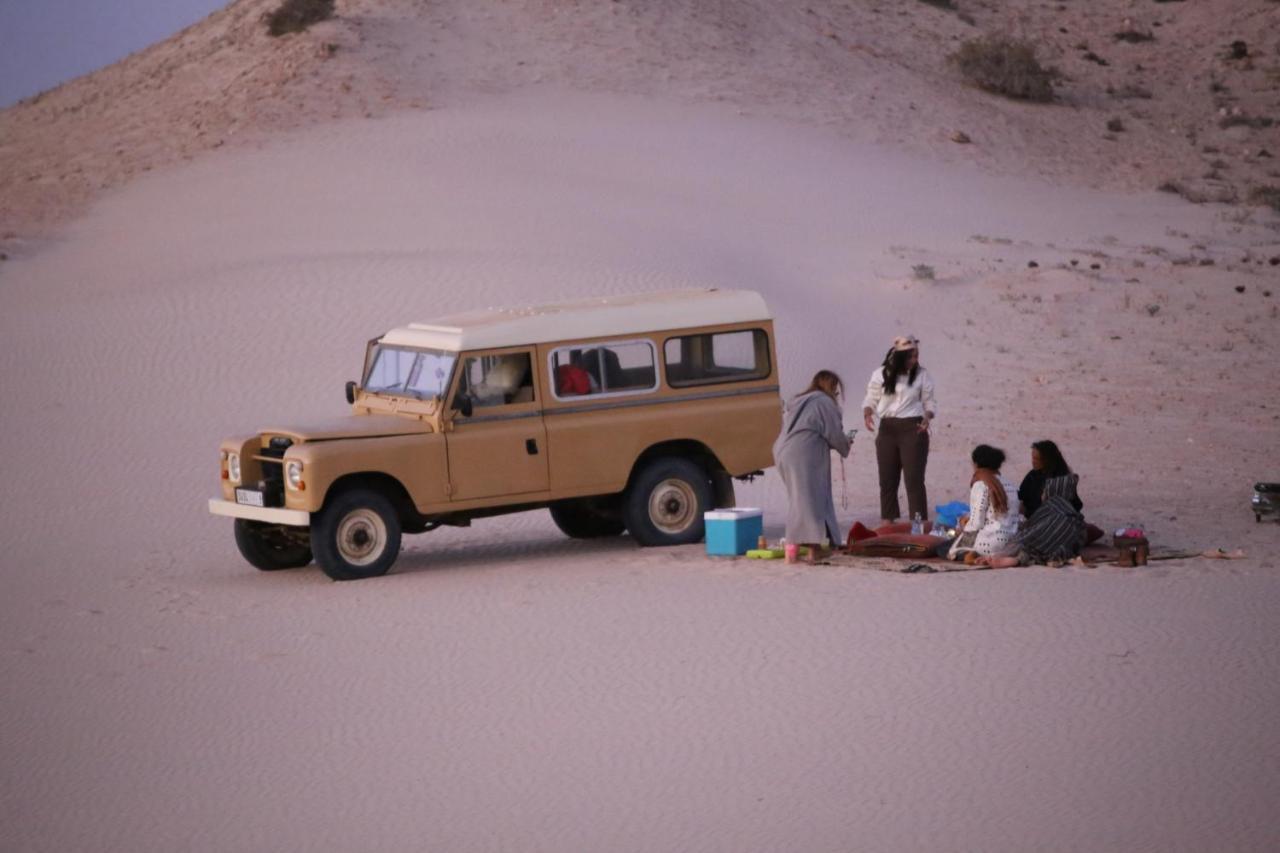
[456,394,473,418]
[345,381,358,405]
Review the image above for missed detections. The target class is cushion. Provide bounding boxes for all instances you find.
[846,521,877,545]
[846,534,944,558]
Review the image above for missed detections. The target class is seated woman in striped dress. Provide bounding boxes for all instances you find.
[981,440,1088,568]
[947,445,1021,563]
[1017,440,1082,518]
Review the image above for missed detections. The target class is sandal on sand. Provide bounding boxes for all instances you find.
[904,563,936,574]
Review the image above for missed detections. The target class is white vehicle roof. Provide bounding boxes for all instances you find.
[379,288,772,352]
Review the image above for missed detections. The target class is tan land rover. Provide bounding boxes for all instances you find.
[208,289,782,580]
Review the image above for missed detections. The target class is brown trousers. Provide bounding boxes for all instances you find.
[875,416,929,521]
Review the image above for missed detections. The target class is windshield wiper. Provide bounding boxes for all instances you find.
[366,384,435,402]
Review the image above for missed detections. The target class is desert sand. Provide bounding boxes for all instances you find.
[2,2,1279,852]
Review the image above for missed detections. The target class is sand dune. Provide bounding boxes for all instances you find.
[3,0,1279,240]
[2,3,1280,851]
[3,91,1279,851]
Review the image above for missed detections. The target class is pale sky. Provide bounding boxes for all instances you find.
[0,0,229,108]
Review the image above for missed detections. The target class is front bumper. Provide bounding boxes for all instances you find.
[208,498,310,527]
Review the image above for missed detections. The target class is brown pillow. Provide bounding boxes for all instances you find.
[846,534,941,558]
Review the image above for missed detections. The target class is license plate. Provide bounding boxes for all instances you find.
[235,488,265,508]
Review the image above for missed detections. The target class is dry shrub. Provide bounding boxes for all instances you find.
[917,0,973,24]
[267,0,335,37]
[950,36,1058,102]
[1109,84,1152,99]
[1113,29,1155,44]
[1249,186,1280,213]
[1219,114,1275,130]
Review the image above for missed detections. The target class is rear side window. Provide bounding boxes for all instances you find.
[664,329,771,387]
[550,340,658,399]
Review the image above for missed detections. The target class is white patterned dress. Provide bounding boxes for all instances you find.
[948,476,1021,559]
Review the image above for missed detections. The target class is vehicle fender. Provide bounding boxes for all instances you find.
[284,433,450,513]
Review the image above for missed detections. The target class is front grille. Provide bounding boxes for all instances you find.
[256,436,293,507]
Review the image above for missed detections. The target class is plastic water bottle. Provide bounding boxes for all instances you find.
[911,512,923,535]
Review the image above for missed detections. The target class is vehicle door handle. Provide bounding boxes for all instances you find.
[526,438,539,455]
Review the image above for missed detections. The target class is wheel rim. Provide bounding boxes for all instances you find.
[648,478,697,534]
[336,508,387,567]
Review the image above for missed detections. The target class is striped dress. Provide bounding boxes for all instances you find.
[1017,474,1087,564]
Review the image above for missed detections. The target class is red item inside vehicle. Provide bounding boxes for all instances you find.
[555,364,593,396]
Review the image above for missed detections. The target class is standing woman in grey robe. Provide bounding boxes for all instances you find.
[773,370,853,550]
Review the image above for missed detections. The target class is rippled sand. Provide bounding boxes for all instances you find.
[2,93,1278,852]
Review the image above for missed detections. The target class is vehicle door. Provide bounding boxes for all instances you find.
[444,347,549,501]
[541,337,662,495]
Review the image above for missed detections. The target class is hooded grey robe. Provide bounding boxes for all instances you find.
[772,391,851,544]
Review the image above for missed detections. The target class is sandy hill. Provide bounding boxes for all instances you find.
[5,4,1280,851]
[2,0,1278,240]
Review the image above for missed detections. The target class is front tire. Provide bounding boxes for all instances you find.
[549,498,626,539]
[624,457,712,547]
[234,519,313,571]
[311,489,402,581]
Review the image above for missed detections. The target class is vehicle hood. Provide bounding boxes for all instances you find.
[260,414,433,442]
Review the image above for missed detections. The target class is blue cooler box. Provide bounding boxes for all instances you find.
[704,508,764,556]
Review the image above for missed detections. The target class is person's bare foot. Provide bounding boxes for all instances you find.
[977,556,1019,569]
[797,544,833,563]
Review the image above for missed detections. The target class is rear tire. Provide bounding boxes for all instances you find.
[311,488,402,581]
[624,457,712,547]
[549,499,626,539]
[234,519,313,571]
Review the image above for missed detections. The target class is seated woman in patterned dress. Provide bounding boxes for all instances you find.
[947,445,1020,562]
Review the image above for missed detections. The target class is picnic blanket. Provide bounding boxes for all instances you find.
[823,543,1206,573]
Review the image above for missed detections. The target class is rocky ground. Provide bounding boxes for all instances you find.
[2,0,1278,243]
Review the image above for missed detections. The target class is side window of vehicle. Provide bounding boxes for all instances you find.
[455,352,535,410]
[550,340,658,399]
[663,329,770,387]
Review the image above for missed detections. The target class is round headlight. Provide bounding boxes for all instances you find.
[228,453,241,484]
[286,460,304,490]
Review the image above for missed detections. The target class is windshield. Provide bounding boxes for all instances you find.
[364,345,457,400]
